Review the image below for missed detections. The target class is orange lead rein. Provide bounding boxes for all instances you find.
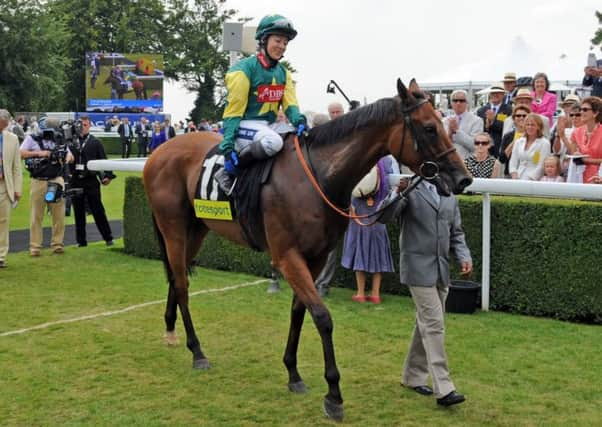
[293,135,380,226]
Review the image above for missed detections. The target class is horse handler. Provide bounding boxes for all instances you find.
[380,177,472,407]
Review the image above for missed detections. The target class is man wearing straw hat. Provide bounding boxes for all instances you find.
[477,82,513,158]
[502,72,517,105]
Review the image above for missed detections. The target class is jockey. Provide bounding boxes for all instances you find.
[214,14,307,193]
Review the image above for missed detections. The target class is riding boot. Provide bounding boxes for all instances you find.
[214,167,236,195]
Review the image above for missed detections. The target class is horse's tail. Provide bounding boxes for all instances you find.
[151,214,176,289]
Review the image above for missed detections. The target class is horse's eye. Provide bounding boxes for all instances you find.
[424,126,437,135]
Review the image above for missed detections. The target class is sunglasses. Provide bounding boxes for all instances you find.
[474,140,490,146]
[451,99,467,103]
[513,114,527,118]
[580,107,593,112]
[570,113,581,117]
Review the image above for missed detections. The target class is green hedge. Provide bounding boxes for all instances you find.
[123,176,602,324]
[97,135,123,156]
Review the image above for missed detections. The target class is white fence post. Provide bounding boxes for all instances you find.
[481,192,491,311]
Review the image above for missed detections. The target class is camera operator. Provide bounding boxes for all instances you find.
[20,123,74,256]
[70,116,115,248]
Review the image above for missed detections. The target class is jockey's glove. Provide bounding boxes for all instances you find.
[224,150,239,175]
[295,116,309,137]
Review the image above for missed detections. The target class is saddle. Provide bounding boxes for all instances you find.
[194,145,275,250]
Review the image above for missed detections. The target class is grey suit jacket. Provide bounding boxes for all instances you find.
[395,180,471,287]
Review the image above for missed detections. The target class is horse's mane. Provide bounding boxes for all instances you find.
[307,98,399,147]
[307,92,425,147]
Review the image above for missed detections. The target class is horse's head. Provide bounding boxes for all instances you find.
[389,78,472,195]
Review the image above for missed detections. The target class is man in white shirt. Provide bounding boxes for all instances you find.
[443,90,483,159]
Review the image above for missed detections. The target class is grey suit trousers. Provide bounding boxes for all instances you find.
[315,249,336,290]
[402,283,455,398]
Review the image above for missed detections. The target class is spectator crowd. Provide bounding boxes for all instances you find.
[431,69,602,184]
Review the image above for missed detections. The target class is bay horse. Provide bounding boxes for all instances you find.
[143,79,472,421]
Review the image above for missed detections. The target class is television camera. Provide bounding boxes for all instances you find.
[25,119,85,203]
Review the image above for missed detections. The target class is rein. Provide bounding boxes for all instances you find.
[293,135,371,220]
[293,98,457,226]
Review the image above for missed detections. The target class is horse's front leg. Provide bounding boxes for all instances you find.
[283,294,307,393]
[276,249,344,422]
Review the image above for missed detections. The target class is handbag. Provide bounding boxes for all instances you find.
[352,165,380,198]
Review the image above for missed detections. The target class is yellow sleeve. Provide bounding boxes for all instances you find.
[282,69,299,111]
[282,69,303,125]
[223,70,250,119]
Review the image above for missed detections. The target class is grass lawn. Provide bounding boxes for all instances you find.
[9,168,138,231]
[1,243,600,426]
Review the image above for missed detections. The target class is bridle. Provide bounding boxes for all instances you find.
[293,97,457,225]
[396,98,457,182]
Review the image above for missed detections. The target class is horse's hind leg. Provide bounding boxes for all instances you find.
[283,294,307,393]
[159,218,210,369]
[164,285,179,346]
[165,220,208,346]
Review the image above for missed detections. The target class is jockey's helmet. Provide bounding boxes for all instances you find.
[255,14,297,42]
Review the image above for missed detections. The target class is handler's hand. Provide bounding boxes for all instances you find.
[397,177,410,193]
[101,178,111,185]
[460,261,473,277]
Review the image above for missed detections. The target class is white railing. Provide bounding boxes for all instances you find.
[387,177,602,311]
[89,159,602,310]
[89,158,147,172]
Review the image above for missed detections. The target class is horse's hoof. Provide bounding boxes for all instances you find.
[164,331,179,346]
[323,397,344,422]
[193,358,211,370]
[288,381,308,394]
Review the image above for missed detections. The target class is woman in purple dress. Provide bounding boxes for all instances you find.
[342,155,399,304]
[149,121,167,154]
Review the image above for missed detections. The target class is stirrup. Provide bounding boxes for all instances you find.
[214,168,237,195]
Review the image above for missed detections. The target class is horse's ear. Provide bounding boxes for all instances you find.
[408,78,421,93]
[397,78,410,102]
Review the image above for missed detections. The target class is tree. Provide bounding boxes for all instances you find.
[161,0,237,122]
[0,0,70,112]
[47,0,166,111]
[591,10,602,51]
[1,0,241,119]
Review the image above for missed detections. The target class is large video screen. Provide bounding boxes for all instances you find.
[85,52,164,113]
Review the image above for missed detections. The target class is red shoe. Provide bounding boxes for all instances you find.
[368,296,381,304]
[352,295,367,303]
